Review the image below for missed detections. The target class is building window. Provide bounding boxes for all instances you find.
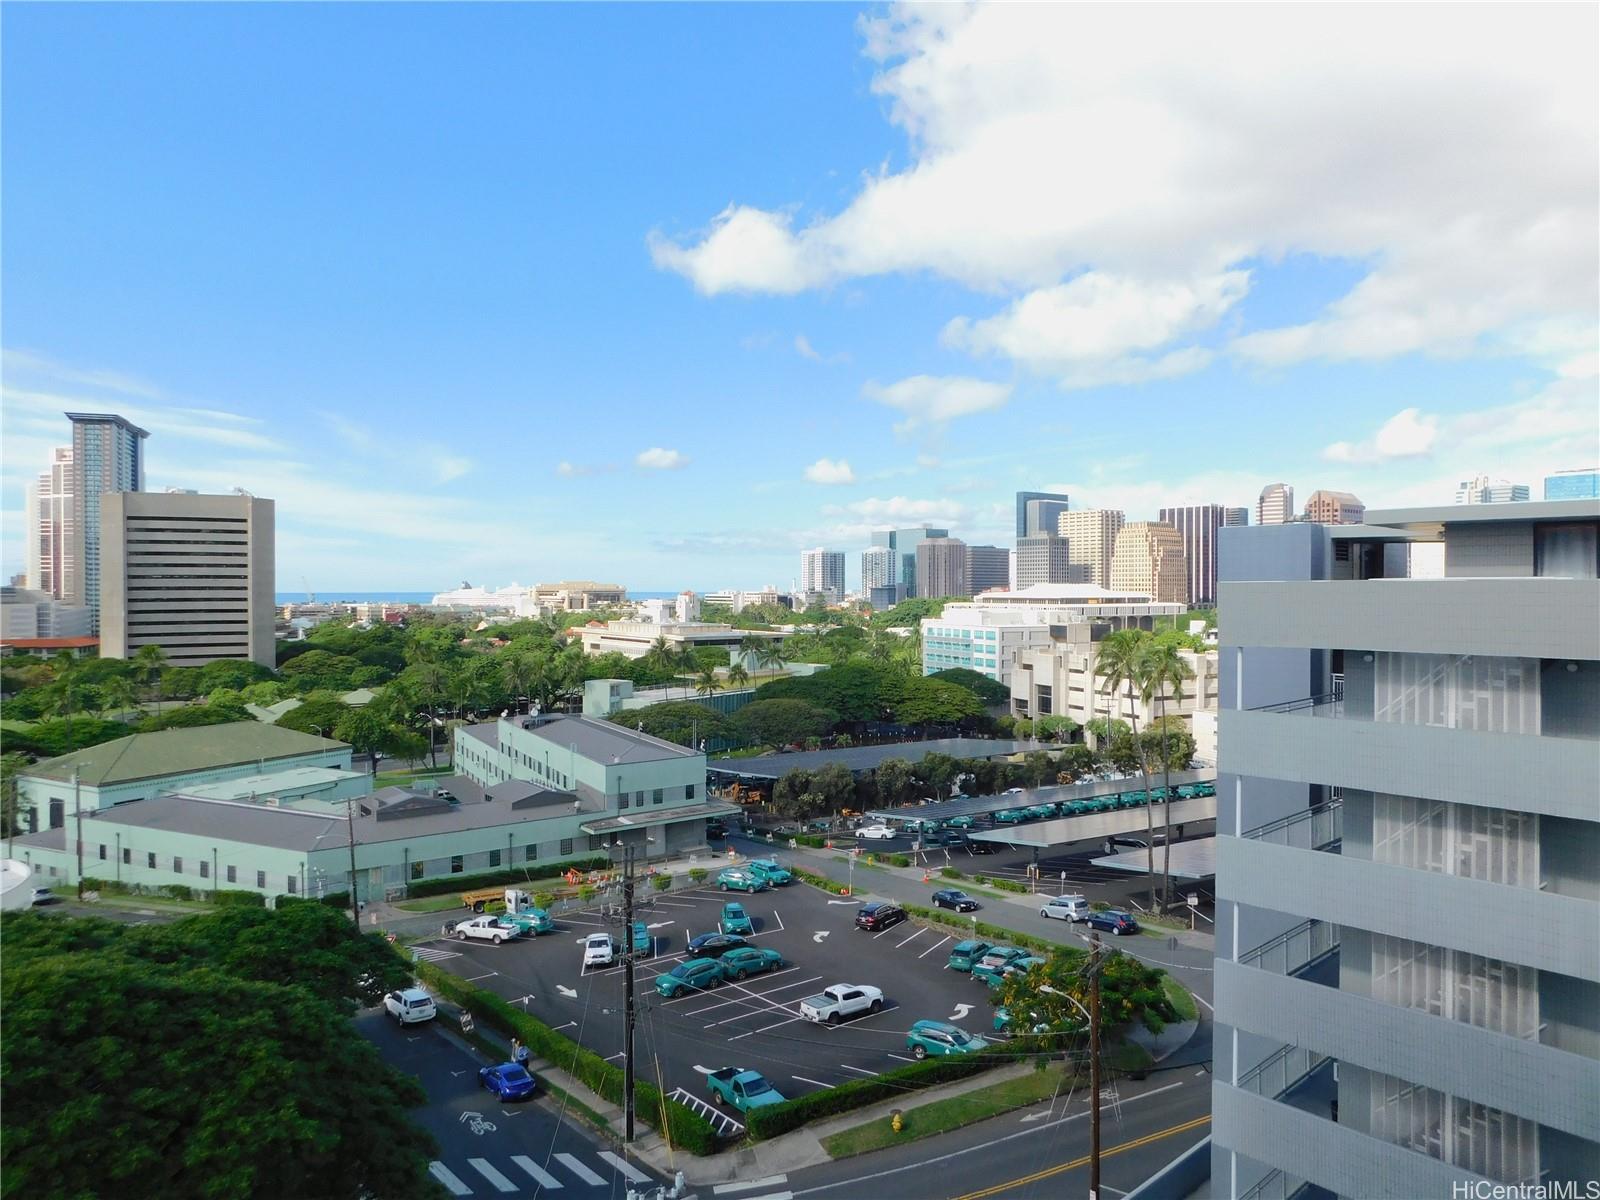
[227,865,237,883]
[489,849,501,868]
[524,844,537,862]
[98,844,107,861]
[1534,522,1599,579]
[287,876,298,894]
[123,848,131,865]
[173,856,183,874]
[635,791,645,808]
[653,790,663,806]
[257,870,266,889]
[560,837,574,856]
[589,835,605,851]
[200,861,210,879]
[450,855,463,874]
[148,852,157,869]
[410,860,423,880]
[686,784,696,800]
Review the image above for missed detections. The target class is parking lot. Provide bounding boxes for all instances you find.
[421,876,1009,1137]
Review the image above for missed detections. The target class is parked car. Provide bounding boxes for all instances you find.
[804,819,833,833]
[382,987,437,1025]
[655,958,725,998]
[799,984,884,1024]
[946,939,993,972]
[993,809,1029,824]
[923,829,966,847]
[705,819,728,839]
[906,1019,990,1059]
[631,921,653,955]
[582,933,616,967]
[719,902,754,935]
[993,1007,1052,1035]
[990,955,1047,988]
[1039,894,1090,922]
[479,1062,537,1101]
[931,888,979,912]
[1004,787,1026,795]
[1084,909,1140,936]
[945,814,976,829]
[746,858,792,886]
[29,887,59,906]
[1024,803,1057,820]
[964,839,997,855]
[717,868,768,893]
[718,946,786,980]
[686,932,751,959]
[855,823,897,840]
[854,901,906,932]
[706,1067,786,1113]
[453,915,514,944]
[972,946,1032,985]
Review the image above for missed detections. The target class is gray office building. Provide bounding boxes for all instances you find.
[1014,534,1089,589]
[63,413,149,632]
[1159,503,1225,607]
[1223,507,1249,527]
[914,537,969,599]
[1211,500,1600,1199]
[1016,490,1070,538]
[869,525,949,603]
[967,544,1011,594]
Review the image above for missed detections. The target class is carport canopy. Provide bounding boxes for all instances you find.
[862,767,1217,827]
[580,800,740,836]
[1090,835,1217,881]
[707,737,1032,782]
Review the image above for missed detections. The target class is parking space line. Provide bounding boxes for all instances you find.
[887,1053,916,1063]
[605,1052,625,1061]
[839,1064,880,1077]
[697,982,817,1027]
[554,1154,605,1186]
[772,909,785,932]
[598,1151,651,1184]
[872,924,901,939]
[821,1003,896,1032]
[729,1015,802,1042]
[792,1075,834,1089]
[511,1155,564,1189]
[469,1158,519,1193]
[919,935,952,959]
[428,1163,471,1196]
[684,971,817,1017]
[894,928,926,949]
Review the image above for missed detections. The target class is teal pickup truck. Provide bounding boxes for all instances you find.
[706,1067,787,1113]
[498,907,554,936]
[746,858,792,886]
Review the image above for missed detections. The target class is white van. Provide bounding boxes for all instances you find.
[1039,894,1091,922]
[383,987,437,1024]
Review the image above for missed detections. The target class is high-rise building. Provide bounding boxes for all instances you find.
[861,545,898,609]
[1159,504,1226,607]
[1544,469,1600,501]
[1223,507,1249,527]
[967,545,1010,594]
[1015,490,1070,538]
[1303,489,1366,525]
[1455,476,1531,504]
[870,526,949,601]
[99,491,275,668]
[1014,534,1089,589]
[1055,509,1125,587]
[800,548,845,602]
[57,414,150,631]
[915,537,969,599]
[24,447,74,599]
[1256,482,1294,526]
[1211,499,1600,1199]
[1109,521,1188,604]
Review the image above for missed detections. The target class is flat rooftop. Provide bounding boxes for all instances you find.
[1090,835,1217,881]
[470,714,702,764]
[864,768,1218,825]
[709,738,1032,780]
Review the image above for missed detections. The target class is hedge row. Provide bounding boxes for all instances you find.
[80,878,201,901]
[790,866,851,895]
[745,1052,1018,1140]
[405,856,612,898]
[213,890,267,908]
[413,959,718,1156]
[901,903,1079,959]
[973,874,1030,894]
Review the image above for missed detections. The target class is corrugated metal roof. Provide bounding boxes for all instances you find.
[21,721,345,786]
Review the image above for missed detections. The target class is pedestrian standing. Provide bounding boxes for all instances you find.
[511,1036,524,1067]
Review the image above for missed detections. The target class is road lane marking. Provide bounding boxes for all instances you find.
[949,1113,1212,1200]
[838,1064,879,1076]
[554,1154,605,1186]
[465,972,498,982]
[512,1155,564,1189]
[919,935,952,960]
[886,1053,916,1063]
[469,1158,518,1193]
[428,1163,471,1196]
[713,1175,788,1195]
[598,1151,650,1184]
[729,1015,801,1041]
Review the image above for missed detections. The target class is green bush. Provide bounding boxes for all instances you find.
[745,1054,1010,1140]
[319,891,352,909]
[973,874,1028,895]
[414,960,718,1155]
[274,894,312,907]
[886,854,912,868]
[651,874,672,892]
[533,892,555,910]
[939,867,963,879]
[791,866,850,895]
[213,890,267,908]
[405,856,611,898]
[901,903,1070,958]
[792,834,828,849]
[166,884,194,901]
[688,868,709,885]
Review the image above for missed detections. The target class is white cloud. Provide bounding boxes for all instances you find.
[804,457,856,485]
[795,334,821,361]
[862,375,1011,431]
[652,6,1596,374]
[1325,408,1440,463]
[433,455,473,483]
[636,447,690,471]
[944,270,1247,387]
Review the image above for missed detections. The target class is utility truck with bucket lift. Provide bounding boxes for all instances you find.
[459,886,555,932]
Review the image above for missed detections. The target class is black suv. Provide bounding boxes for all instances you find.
[931,888,979,912]
[854,902,907,932]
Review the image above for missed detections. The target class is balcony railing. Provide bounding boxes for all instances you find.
[1250,693,1345,718]
[1237,1042,1331,1101]
[1239,1168,1316,1200]
[1240,799,1342,852]
[1239,918,1341,978]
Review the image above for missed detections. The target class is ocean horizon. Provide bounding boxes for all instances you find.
[275,590,682,604]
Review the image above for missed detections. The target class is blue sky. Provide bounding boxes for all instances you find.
[3,4,1595,592]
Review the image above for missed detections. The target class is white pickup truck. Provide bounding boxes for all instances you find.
[452,914,515,944]
[799,984,884,1025]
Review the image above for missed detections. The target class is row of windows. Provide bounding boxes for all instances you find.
[96,844,294,892]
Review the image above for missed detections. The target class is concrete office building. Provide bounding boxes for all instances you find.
[533,581,626,610]
[1016,491,1071,538]
[99,491,275,669]
[1159,504,1226,607]
[1110,521,1188,605]
[1455,477,1531,505]
[1,587,92,641]
[1223,507,1249,527]
[870,525,949,603]
[1256,482,1294,526]
[1544,469,1599,501]
[1011,622,1217,728]
[1303,489,1366,525]
[800,548,846,603]
[24,447,74,599]
[1056,509,1125,587]
[967,544,1011,594]
[577,620,781,661]
[861,546,898,609]
[1015,534,1089,589]
[1210,501,1600,1199]
[915,537,969,599]
[58,414,150,631]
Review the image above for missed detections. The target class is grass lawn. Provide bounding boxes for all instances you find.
[1103,1039,1155,1074]
[395,894,471,914]
[821,1067,1076,1159]
[1162,974,1199,1023]
[375,765,452,787]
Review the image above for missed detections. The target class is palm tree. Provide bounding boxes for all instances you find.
[1143,637,1195,907]
[501,652,538,714]
[1096,628,1158,909]
[753,639,788,676]
[643,635,675,675]
[693,667,720,698]
[46,656,94,752]
[100,675,141,723]
[674,645,701,678]
[133,644,168,714]
[726,663,750,689]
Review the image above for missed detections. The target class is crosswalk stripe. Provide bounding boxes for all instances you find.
[713,1175,788,1195]
[597,1151,649,1184]
[412,946,463,962]
[554,1153,605,1186]
[511,1155,563,1189]
[469,1159,518,1193]
[429,1162,472,1196]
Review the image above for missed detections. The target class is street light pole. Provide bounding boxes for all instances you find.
[620,842,637,1142]
[346,794,361,925]
[1089,931,1103,1200]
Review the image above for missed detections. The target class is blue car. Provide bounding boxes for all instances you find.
[479,1062,537,1101]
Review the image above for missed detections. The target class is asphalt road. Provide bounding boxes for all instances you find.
[419,880,1028,1136]
[356,1009,663,1199]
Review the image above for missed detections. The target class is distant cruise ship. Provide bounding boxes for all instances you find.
[429,582,537,615]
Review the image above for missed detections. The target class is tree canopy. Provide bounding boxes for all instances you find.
[731,698,837,749]
[928,667,1010,706]
[608,700,733,747]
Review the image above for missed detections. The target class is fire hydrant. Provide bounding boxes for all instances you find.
[891,1111,903,1134]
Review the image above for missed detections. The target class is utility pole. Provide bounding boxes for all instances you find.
[346,794,361,925]
[1089,930,1103,1200]
[73,769,84,899]
[620,843,637,1142]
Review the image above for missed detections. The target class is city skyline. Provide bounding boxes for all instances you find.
[3,5,1595,591]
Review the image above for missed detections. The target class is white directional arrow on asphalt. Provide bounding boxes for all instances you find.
[827,899,857,906]
[813,931,830,943]
[1020,1111,1050,1123]
[691,1065,713,1075]
[557,985,578,998]
[647,921,675,930]
[949,1003,973,1021]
